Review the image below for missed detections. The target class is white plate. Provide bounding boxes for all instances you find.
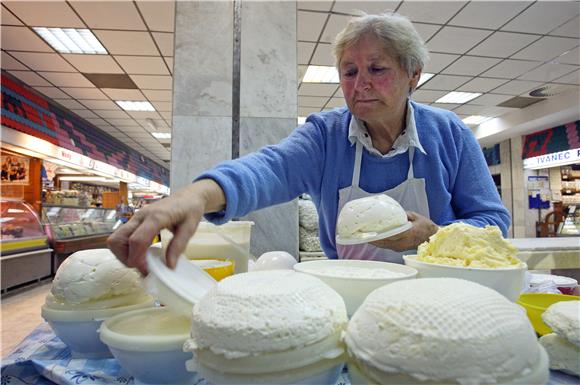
[336,222,412,245]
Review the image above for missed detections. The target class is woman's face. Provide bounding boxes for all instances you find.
[339,33,420,126]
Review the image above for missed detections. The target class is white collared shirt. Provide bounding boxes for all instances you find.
[348,101,427,158]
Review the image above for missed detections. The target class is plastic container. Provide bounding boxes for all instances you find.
[294,259,417,316]
[347,344,549,385]
[403,255,526,302]
[161,221,254,274]
[517,293,580,335]
[529,273,578,295]
[100,307,195,384]
[41,294,155,358]
[191,259,235,281]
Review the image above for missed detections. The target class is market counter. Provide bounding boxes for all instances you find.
[1,323,578,385]
[510,237,580,270]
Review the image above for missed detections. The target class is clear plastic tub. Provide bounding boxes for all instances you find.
[161,221,253,274]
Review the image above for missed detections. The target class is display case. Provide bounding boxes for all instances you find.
[1,199,52,291]
[41,205,118,271]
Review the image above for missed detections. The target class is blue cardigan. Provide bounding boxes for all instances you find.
[197,101,511,259]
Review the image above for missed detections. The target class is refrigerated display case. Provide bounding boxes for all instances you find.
[41,205,118,271]
[1,199,52,291]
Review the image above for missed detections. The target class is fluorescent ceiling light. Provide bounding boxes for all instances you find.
[298,117,306,125]
[116,101,155,111]
[58,176,118,182]
[33,27,107,54]
[462,115,492,125]
[151,132,171,139]
[417,73,434,87]
[436,92,482,104]
[302,65,339,83]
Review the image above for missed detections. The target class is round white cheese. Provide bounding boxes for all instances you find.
[542,301,580,347]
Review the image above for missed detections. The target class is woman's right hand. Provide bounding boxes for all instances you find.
[107,179,225,275]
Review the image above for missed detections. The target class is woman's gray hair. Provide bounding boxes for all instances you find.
[333,12,429,76]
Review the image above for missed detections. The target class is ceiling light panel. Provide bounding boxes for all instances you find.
[436,92,482,104]
[302,65,339,83]
[417,73,434,87]
[116,101,156,112]
[151,132,171,139]
[33,27,107,54]
[462,115,492,125]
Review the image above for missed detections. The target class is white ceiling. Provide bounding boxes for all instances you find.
[2,1,579,168]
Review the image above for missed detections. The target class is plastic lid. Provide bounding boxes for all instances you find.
[530,273,578,287]
[145,246,217,316]
[336,221,412,245]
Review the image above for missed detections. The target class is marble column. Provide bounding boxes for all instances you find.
[172,1,299,258]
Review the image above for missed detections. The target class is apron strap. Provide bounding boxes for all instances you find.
[407,146,415,179]
[352,140,363,187]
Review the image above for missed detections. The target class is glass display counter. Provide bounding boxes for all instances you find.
[1,199,52,291]
[41,205,118,271]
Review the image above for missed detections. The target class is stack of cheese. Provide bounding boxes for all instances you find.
[539,301,580,377]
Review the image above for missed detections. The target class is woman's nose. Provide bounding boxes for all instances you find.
[354,72,371,91]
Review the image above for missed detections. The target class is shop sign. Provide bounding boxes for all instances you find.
[55,148,83,167]
[93,160,117,176]
[115,169,136,183]
[523,148,580,169]
[136,176,150,187]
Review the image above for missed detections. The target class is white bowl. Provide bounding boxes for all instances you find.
[403,255,527,302]
[100,307,194,384]
[347,343,549,385]
[294,260,417,316]
[41,294,155,358]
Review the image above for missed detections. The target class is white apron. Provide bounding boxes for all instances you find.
[336,140,430,263]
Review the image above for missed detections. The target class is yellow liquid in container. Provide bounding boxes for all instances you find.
[191,259,235,281]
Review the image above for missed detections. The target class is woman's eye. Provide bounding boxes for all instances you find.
[342,69,357,77]
[370,67,385,74]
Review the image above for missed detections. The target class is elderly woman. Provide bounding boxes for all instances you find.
[109,12,510,273]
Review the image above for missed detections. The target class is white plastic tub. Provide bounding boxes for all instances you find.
[403,255,526,302]
[294,259,417,316]
[99,307,194,384]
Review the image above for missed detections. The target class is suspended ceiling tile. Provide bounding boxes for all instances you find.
[430,103,460,111]
[69,109,99,119]
[491,79,543,95]
[481,106,517,117]
[297,1,333,11]
[501,2,580,35]
[557,46,580,66]
[3,1,84,28]
[38,72,94,87]
[310,43,334,66]
[160,111,172,120]
[413,23,441,43]
[334,87,344,98]
[518,63,579,83]
[1,26,52,52]
[423,53,460,74]
[61,87,108,100]
[7,70,51,86]
[151,101,172,112]
[129,75,172,90]
[298,96,328,108]
[428,26,493,55]
[553,70,580,85]
[481,59,541,79]
[332,1,401,15]
[69,1,146,30]
[137,118,168,129]
[1,6,23,25]
[466,93,514,107]
[397,1,467,24]
[453,104,488,115]
[33,86,69,99]
[325,97,346,109]
[114,56,169,75]
[298,106,322,116]
[96,111,132,120]
[137,1,175,32]
[61,54,124,74]
[100,88,146,101]
[441,56,502,76]
[126,111,162,120]
[164,57,173,74]
[142,89,172,101]
[298,42,316,65]
[456,77,509,93]
[420,74,471,91]
[298,11,328,42]
[94,30,159,56]
[449,1,531,29]
[320,14,349,43]
[53,99,85,110]
[79,99,119,110]
[511,36,579,62]
[411,89,448,103]
[550,17,580,38]
[298,65,308,82]
[152,32,174,56]
[468,32,540,58]
[1,52,27,70]
[117,126,148,133]
[106,118,140,126]
[84,117,108,125]
[298,83,339,96]
[10,50,76,73]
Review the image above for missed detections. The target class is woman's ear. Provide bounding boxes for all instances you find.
[409,69,422,94]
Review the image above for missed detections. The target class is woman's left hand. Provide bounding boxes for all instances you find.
[370,211,438,251]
